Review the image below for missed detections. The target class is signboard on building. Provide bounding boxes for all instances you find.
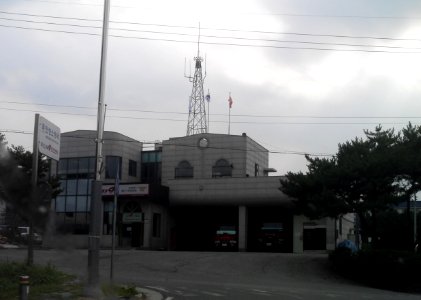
[37,115,60,161]
[102,184,149,196]
[122,212,143,223]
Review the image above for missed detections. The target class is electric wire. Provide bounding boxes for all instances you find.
[4,6,421,20]
[2,100,421,120]
[0,107,419,126]
[1,16,421,51]
[0,22,419,54]
[1,10,421,42]
[0,129,334,157]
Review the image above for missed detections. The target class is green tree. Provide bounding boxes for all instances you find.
[0,134,61,264]
[281,126,404,248]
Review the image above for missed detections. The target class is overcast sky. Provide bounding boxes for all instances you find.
[1,0,421,175]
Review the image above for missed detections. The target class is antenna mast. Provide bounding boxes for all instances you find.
[185,23,207,136]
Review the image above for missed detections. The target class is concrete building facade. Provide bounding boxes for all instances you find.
[46,130,168,249]
[47,130,354,252]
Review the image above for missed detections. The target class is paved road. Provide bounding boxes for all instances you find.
[1,249,419,299]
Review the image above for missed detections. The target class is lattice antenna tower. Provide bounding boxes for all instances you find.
[185,24,207,136]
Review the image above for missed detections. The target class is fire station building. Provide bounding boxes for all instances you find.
[46,130,354,252]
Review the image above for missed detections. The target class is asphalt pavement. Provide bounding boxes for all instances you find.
[1,248,420,299]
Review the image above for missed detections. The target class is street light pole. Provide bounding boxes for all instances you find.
[88,0,110,289]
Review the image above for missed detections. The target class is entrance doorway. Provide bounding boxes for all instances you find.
[303,227,326,250]
[121,201,143,248]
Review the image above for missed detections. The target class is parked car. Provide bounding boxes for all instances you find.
[214,225,237,249]
[17,226,43,244]
[257,222,284,250]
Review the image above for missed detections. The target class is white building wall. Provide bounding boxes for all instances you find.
[245,136,269,177]
[60,130,142,183]
[161,133,272,184]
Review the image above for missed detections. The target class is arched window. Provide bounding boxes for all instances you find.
[212,159,232,177]
[175,160,193,178]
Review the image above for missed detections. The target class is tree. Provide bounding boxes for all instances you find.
[281,126,406,248]
[0,134,60,264]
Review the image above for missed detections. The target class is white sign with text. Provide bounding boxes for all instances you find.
[38,115,60,161]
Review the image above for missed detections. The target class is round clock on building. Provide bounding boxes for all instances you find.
[198,137,209,149]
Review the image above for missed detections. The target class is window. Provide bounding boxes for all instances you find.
[142,151,162,163]
[212,159,232,177]
[141,151,162,183]
[54,157,95,234]
[153,213,161,238]
[105,156,122,179]
[175,160,193,178]
[129,160,137,177]
[255,163,260,177]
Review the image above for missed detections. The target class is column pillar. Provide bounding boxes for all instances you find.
[143,204,152,249]
[293,215,304,253]
[238,205,248,252]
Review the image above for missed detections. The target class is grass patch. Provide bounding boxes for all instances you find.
[102,283,139,299]
[0,261,82,300]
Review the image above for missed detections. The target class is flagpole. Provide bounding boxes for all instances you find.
[228,107,231,135]
[228,92,232,135]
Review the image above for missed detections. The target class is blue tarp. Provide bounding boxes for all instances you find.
[337,239,358,253]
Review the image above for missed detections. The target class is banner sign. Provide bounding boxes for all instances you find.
[102,184,149,196]
[38,115,61,161]
[122,212,143,223]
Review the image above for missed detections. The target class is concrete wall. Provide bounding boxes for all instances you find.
[161,133,270,185]
[245,136,269,177]
[166,176,291,206]
[292,215,349,253]
[61,130,142,183]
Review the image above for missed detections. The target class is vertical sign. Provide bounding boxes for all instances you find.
[37,115,60,161]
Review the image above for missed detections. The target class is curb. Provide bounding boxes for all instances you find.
[135,287,164,300]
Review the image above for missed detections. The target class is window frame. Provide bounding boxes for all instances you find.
[212,158,232,178]
[175,160,194,179]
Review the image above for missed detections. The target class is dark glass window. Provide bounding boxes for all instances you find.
[129,160,137,177]
[65,196,76,212]
[58,160,67,175]
[76,196,88,212]
[141,151,162,184]
[54,157,95,234]
[67,158,79,174]
[66,179,77,195]
[175,160,193,178]
[78,157,89,173]
[55,196,65,212]
[212,159,232,177]
[153,213,161,238]
[105,156,122,179]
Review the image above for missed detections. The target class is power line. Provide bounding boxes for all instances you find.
[0,129,333,157]
[1,22,420,54]
[2,16,421,51]
[4,6,421,20]
[1,10,421,42]
[19,0,132,8]
[1,107,420,126]
[2,100,421,120]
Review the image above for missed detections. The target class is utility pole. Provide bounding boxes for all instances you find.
[88,0,110,290]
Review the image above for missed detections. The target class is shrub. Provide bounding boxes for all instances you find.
[329,248,421,292]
